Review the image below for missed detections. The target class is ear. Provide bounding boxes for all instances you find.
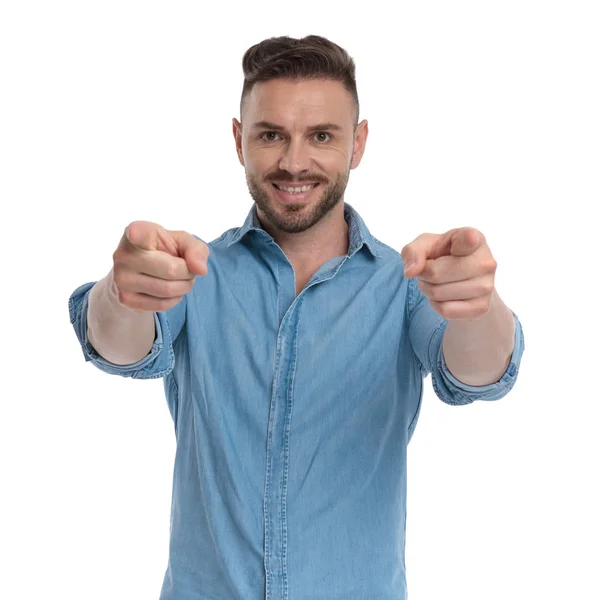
[232,118,245,166]
[350,119,369,170]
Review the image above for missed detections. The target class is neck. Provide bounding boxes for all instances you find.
[257,202,350,272]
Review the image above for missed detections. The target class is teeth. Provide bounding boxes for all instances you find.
[274,183,316,194]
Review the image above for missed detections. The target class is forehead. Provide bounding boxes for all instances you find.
[244,78,353,128]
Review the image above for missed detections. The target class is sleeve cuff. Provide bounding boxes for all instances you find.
[68,281,175,379]
[431,311,525,405]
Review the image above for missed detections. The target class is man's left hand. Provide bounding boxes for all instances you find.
[401,227,497,321]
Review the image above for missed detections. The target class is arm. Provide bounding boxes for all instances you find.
[442,289,516,386]
[87,268,156,365]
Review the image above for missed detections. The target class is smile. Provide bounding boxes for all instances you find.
[273,183,319,194]
[271,182,320,203]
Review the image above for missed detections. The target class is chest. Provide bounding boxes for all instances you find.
[294,267,321,297]
[295,275,311,297]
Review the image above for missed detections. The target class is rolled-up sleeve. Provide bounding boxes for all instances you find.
[68,281,184,379]
[407,276,525,406]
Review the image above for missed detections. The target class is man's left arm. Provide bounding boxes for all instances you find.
[442,289,516,385]
[402,226,519,387]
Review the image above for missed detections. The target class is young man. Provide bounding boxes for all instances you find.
[69,34,524,600]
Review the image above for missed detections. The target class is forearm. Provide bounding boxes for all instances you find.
[87,268,156,365]
[442,289,516,386]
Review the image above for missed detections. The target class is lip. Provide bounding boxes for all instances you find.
[271,182,320,203]
[272,182,320,187]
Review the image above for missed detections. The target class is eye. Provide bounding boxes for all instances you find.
[259,131,332,143]
[260,131,280,142]
[314,132,331,143]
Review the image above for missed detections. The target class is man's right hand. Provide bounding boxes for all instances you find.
[111,221,210,313]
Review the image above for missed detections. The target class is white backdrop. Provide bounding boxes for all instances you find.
[1,1,598,598]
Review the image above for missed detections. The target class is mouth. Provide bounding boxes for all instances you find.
[271,182,321,203]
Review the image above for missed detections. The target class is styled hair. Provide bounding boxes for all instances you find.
[240,35,359,126]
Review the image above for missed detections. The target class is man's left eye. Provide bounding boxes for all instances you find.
[315,132,331,143]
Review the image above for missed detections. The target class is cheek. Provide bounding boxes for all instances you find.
[323,150,352,173]
[242,158,265,180]
[244,149,275,174]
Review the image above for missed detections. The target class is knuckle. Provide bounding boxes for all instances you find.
[113,269,132,291]
[112,249,124,264]
[166,261,180,280]
[483,257,497,272]
[117,289,130,306]
[428,267,441,284]
[113,263,129,279]
[419,280,433,298]
[438,303,451,319]
[160,296,182,310]
[155,279,174,298]
[440,302,457,320]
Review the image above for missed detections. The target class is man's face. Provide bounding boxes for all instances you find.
[233,78,368,234]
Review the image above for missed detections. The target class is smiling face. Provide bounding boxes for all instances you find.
[233,78,368,234]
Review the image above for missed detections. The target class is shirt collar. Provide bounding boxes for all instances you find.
[226,202,383,259]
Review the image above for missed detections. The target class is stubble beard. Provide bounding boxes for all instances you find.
[245,169,350,234]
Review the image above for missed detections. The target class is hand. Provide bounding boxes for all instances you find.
[401,227,497,321]
[111,221,210,313]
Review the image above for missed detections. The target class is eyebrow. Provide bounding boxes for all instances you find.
[251,120,343,132]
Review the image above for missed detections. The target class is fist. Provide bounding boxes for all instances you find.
[111,221,210,313]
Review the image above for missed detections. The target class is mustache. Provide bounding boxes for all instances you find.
[265,173,327,184]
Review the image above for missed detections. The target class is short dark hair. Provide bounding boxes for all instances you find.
[240,35,359,127]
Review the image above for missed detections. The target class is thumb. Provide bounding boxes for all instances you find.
[179,233,210,276]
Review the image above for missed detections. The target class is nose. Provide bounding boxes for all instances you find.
[278,137,312,176]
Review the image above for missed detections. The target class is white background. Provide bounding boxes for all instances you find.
[1,1,598,598]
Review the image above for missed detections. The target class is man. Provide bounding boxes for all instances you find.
[69,34,524,600]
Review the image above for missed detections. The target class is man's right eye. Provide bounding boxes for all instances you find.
[261,132,280,142]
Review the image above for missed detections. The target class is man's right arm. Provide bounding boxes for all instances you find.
[69,220,208,378]
[87,268,156,366]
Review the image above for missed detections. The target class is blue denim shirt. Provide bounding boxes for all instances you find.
[68,202,524,600]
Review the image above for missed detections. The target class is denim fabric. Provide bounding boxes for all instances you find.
[68,202,525,600]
